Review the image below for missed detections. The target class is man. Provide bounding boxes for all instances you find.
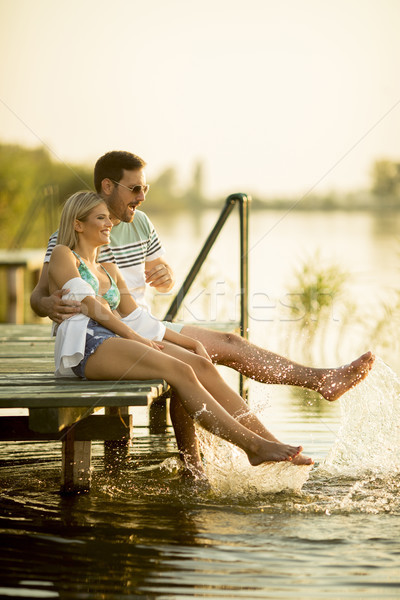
[31,150,374,401]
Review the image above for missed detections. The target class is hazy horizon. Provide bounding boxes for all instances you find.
[1,0,400,199]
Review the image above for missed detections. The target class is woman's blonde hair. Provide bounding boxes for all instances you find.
[57,190,105,249]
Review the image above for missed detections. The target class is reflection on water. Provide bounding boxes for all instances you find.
[1,357,400,598]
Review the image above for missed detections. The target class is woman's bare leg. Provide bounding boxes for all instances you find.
[161,342,313,467]
[84,338,302,466]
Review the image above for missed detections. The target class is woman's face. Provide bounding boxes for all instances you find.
[76,202,113,246]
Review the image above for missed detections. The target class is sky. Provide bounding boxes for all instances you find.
[1,0,400,199]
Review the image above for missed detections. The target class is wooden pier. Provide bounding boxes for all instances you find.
[0,250,44,324]
[0,324,170,493]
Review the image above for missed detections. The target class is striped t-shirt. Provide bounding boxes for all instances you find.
[44,210,165,309]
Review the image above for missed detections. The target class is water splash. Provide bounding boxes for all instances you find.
[196,432,312,497]
[192,357,400,497]
[319,357,400,477]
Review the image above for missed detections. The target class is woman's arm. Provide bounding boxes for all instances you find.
[163,328,211,361]
[30,262,81,322]
[107,262,210,358]
[49,246,163,349]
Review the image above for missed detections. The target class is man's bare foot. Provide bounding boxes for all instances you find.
[248,441,302,466]
[318,351,375,402]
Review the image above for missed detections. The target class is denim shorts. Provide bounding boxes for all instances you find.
[72,319,117,379]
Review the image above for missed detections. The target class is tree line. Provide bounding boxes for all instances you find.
[1,142,399,249]
[0,144,207,249]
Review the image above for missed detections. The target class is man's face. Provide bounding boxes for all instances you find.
[105,168,148,224]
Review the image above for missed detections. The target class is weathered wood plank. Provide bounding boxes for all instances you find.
[28,407,99,433]
[0,345,54,356]
[0,379,161,392]
[0,358,54,373]
[0,323,52,337]
[0,415,132,441]
[0,390,158,409]
[0,380,165,394]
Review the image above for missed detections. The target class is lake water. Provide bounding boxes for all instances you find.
[1,209,400,598]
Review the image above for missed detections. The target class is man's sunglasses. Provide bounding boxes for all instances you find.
[111,179,150,195]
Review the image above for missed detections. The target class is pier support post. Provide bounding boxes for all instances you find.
[149,393,169,434]
[6,266,24,324]
[61,428,92,493]
[104,407,132,470]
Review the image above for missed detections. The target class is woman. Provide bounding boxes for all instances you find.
[48,191,313,477]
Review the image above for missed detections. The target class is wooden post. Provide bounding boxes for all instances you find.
[6,266,24,324]
[104,407,132,470]
[61,427,92,494]
[149,393,169,434]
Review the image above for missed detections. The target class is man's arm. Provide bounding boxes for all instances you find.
[144,257,175,293]
[30,262,81,323]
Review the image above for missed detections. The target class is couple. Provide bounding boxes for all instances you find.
[31,151,375,478]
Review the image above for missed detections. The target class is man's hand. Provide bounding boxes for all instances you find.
[145,262,174,292]
[44,289,81,324]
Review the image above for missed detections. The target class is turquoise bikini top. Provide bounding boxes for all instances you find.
[72,251,120,311]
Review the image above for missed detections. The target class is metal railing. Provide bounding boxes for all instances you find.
[164,193,250,398]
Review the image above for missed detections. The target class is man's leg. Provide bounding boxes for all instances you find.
[180,326,374,401]
[169,391,206,480]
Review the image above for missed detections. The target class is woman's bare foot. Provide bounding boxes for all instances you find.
[181,468,211,492]
[318,351,375,401]
[247,441,302,466]
[291,452,314,466]
[180,455,207,483]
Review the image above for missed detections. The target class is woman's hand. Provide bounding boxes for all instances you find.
[144,339,165,352]
[162,328,212,360]
[127,330,164,352]
[192,341,212,362]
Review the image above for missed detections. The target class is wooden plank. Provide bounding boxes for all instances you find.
[0,379,165,393]
[77,413,132,441]
[0,342,53,348]
[28,406,99,433]
[0,375,167,393]
[0,358,54,373]
[0,375,164,397]
[0,415,132,441]
[0,353,54,360]
[0,334,52,346]
[0,390,157,409]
